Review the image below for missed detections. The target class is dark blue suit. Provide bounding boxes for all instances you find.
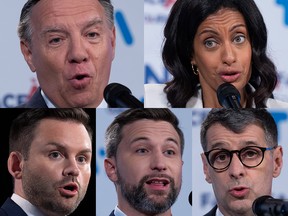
[16,87,48,108]
[204,205,217,216]
[0,198,27,216]
[109,211,115,216]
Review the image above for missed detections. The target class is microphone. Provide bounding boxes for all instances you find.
[217,83,242,108]
[252,195,288,216]
[104,83,144,108]
[188,191,192,206]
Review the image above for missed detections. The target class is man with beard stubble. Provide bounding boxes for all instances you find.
[0,109,93,216]
[200,109,283,216]
[104,108,184,216]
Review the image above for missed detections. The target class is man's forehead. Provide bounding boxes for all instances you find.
[120,119,180,145]
[30,0,105,23]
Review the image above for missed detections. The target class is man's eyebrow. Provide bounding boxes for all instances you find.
[209,142,227,150]
[45,142,92,154]
[40,27,68,37]
[130,137,180,146]
[40,18,104,36]
[46,142,67,151]
[78,149,93,155]
[209,140,261,150]
[82,18,104,30]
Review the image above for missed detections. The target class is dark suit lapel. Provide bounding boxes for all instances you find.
[203,205,217,216]
[0,198,27,216]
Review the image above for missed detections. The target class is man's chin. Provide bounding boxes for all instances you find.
[226,199,252,215]
[66,95,99,108]
[146,193,170,203]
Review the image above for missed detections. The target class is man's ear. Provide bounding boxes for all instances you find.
[20,40,36,72]
[7,152,24,180]
[201,153,212,184]
[104,157,118,182]
[273,146,283,178]
[110,26,116,61]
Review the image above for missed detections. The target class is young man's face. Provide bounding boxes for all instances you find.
[21,119,92,216]
[201,123,283,216]
[106,119,183,215]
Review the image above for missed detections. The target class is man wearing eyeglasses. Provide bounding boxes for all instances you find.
[200,109,283,216]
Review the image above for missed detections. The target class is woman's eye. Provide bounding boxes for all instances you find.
[204,39,217,48]
[234,35,245,44]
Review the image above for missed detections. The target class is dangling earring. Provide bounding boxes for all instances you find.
[192,65,199,76]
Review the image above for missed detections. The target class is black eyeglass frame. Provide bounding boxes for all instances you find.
[204,145,277,171]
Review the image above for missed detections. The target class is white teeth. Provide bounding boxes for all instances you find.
[151,180,165,185]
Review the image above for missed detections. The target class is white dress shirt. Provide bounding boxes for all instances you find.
[114,205,127,216]
[11,193,45,216]
[41,89,107,108]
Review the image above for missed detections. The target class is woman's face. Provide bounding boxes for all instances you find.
[192,8,252,105]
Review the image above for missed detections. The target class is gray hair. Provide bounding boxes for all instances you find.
[200,109,278,152]
[18,0,114,45]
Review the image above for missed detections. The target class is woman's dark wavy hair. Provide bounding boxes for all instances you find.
[162,0,278,108]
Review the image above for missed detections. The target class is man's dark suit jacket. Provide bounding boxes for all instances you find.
[109,210,115,216]
[0,198,27,216]
[204,205,217,216]
[17,87,48,108]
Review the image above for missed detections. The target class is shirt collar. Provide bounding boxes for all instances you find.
[41,90,56,108]
[114,205,127,216]
[216,207,224,216]
[41,89,107,108]
[11,193,45,216]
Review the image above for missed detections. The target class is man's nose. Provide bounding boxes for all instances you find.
[150,151,167,172]
[63,158,80,177]
[67,37,89,64]
[228,153,245,179]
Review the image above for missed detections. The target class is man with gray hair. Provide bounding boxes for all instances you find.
[200,109,283,216]
[17,0,115,108]
[104,108,184,216]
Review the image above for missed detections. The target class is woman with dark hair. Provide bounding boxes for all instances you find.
[144,0,288,108]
